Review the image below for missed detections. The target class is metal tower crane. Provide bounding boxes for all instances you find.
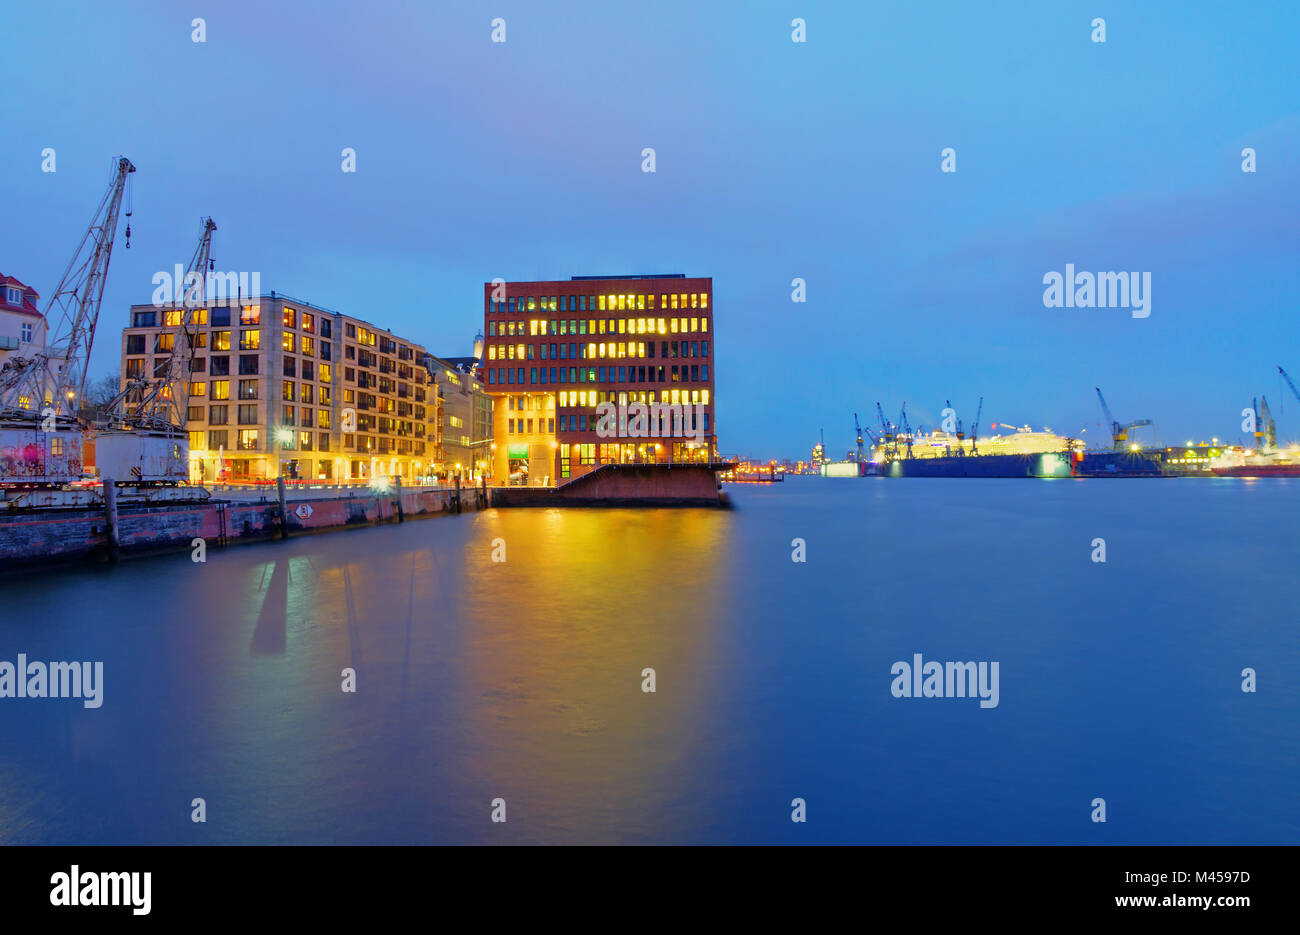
[1254,396,1277,451]
[898,402,913,458]
[121,218,217,431]
[875,402,894,457]
[1,156,135,421]
[1095,386,1153,450]
[969,395,984,455]
[853,412,868,462]
[0,156,135,486]
[1279,366,1300,405]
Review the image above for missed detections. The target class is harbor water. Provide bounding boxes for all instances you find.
[0,477,1296,844]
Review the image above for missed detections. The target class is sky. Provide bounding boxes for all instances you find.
[2,0,1297,459]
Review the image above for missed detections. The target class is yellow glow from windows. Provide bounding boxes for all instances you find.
[488,346,496,360]
[670,318,678,333]
[211,380,229,400]
[164,310,183,327]
[637,294,645,310]
[701,294,708,308]
[702,389,710,404]
[701,317,708,332]
[657,318,666,334]
[691,317,698,332]
[638,342,646,356]
[516,344,524,358]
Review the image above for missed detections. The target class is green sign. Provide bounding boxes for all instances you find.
[507,444,529,459]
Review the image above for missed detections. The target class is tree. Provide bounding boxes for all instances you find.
[82,371,121,409]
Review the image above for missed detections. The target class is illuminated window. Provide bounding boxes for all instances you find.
[210,380,229,400]
[283,308,297,329]
[193,309,209,325]
[657,318,666,334]
[319,364,331,383]
[240,330,260,350]
[241,306,261,326]
[190,382,206,397]
[690,294,699,309]
[302,313,314,333]
[164,310,183,327]
[671,318,678,333]
[670,294,679,310]
[691,317,698,332]
[637,294,646,310]
[701,317,708,332]
[701,294,708,308]
[301,336,314,356]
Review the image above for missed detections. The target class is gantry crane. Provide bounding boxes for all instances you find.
[969,395,983,455]
[0,156,135,485]
[1095,386,1153,450]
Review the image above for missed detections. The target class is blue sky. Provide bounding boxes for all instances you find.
[3,0,1297,457]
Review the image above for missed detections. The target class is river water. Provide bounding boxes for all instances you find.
[0,478,1296,844]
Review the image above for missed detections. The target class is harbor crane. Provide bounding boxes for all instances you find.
[969,396,983,455]
[1253,396,1277,451]
[1095,387,1153,450]
[898,402,914,458]
[114,217,217,432]
[853,412,873,462]
[0,156,135,486]
[1279,366,1300,407]
[1,156,135,423]
[875,402,895,457]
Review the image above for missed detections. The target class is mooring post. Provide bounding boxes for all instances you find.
[480,472,487,509]
[394,474,404,522]
[277,475,288,540]
[102,477,120,562]
[453,475,462,514]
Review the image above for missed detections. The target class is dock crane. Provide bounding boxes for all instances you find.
[898,402,913,458]
[853,412,872,462]
[1252,396,1277,451]
[875,402,895,457]
[1280,366,1300,406]
[1095,387,1153,450]
[120,217,217,432]
[945,398,966,455]
[969,396,983,455]
[0,156,135,485]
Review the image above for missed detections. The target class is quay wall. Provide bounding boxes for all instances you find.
[0,484,486,569]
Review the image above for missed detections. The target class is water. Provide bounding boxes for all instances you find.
[0,478,1296,844]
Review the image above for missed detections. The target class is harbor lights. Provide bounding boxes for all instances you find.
[272,426,294,481]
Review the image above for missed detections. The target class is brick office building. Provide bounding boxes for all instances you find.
[482,275,716,484]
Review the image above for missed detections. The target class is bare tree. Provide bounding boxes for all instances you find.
[82,371,121,408]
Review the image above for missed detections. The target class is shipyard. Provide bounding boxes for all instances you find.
[798,384,1300,481]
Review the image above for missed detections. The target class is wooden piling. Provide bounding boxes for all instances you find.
[394,475,404,522]
[277,476,288,540]
[103,477,120,562]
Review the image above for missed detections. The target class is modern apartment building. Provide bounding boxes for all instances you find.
[119,293,441,483]
[424,352,494,481]
[482,275,716,484]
